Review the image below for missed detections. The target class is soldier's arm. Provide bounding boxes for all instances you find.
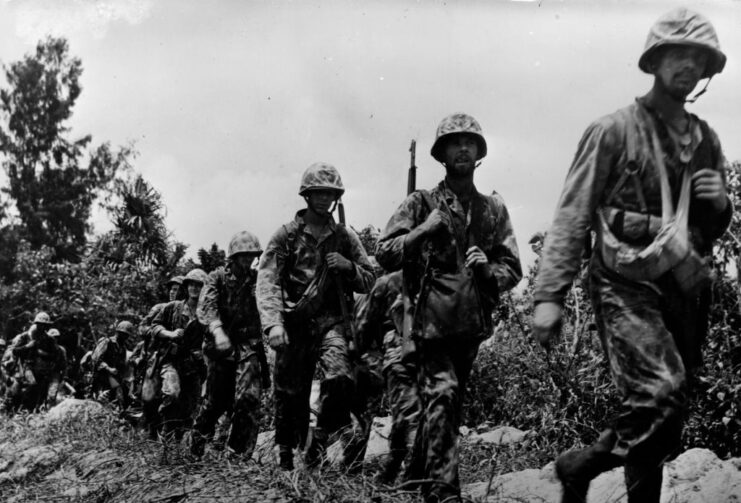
[344,226,376,294]
[150,302,180,340]
[376,192,425,272]
[90,339,110,371]
[256,226,290,334]
[534,119,618,305]
[197,268,225,333]
[692,126,733,242]
[482,194,523,294]
[138,303,164,342]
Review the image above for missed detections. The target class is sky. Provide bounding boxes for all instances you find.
[1,0,740,274]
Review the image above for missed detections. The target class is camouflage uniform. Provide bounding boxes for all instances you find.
[3,328,66,412]
[191,261,267,457]
[91,331,129,407]
[145,299,205,439]
[534,11,730,502]
[353,270,422,481]
[377,114,522,501]
[257,208,375,464]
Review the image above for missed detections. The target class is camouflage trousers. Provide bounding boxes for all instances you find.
[143,361,202,440]
[381,330,421,481]
[589,263,700,470]
[411,337,480,501]
[273,319,353,453]
[191,340,263,456]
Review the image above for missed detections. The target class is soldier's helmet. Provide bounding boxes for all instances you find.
[228,231,262,258]
[298,162,345,197]
[639,8,726,79]
[166,276,183,287]
[47,328,61,338]
[183,268,208,286]
[430,113,487,163]
[115,321,136,338]
[33,312,53,325]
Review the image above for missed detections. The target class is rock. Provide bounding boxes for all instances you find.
[0,442,63,483]
[466,426,528,446]
[45,398,105,422]
[464,448,741,503]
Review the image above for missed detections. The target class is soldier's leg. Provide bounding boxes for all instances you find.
[179,371,202,437]
[384,359,422,483]
[228,344,263,456]
[307,325,353,467]
[415,338,479,502]
[556,275,687,503]
[158,363,183,440]
[191,357,236,456]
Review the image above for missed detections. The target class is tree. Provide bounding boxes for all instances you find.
[353,224,380,256]
[0,37,131,265]
[196,243,226,272]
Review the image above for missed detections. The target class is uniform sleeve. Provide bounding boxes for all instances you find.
[91,339,109,370]
[344,226,376,294]
[197,268,223,331]
[139,303,164,341]
[150,302,174,337]
[376,192,424,271]
[483,194,522,293]
[256,226,290,333]
[534,120,618,304]
[693,125,733,243]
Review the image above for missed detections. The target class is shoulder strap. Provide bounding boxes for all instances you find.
[604,106,647,212]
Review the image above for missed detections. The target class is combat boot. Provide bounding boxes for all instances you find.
[555,430,621,503]
[625,462,663,503]
[278,445,294,471]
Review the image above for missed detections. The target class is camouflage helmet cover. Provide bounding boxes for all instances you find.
[430,113,487,163]
[166,276,183,287]
[639,8,726,79]
[183,268,209,286]
[228,231,262,257]
[33,312,53,325]
[298,162,345,196]
[115,321,136,338]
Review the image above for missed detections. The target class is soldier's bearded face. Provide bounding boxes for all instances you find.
[653,45,708,100]
[442,134,478,177]
[306,190,338,216]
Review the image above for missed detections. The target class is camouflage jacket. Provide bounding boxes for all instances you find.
[197,263,262,344]
[91,336,127,375]
[139,302,166,348]
[257,209,376,332]
[7,331,66,376]
[376,181,522,319]
[354,271,403,353]
[147,300,203,367]
[535,98,732,304]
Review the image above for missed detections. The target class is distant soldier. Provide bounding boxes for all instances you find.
[91,321,135,408]
[167,275,184,302]
[143,269,208,440]
[3,312,67,412]
[257,163,376,470]
[45,328,68,405]
[377,113,522,502]
[533,9,731,503]
[190,231,268,459]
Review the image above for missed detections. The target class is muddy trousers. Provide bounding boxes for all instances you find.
[273,323,353,458]
[411,338,480,502]
[191,347,262,456]
[158,363,202,441]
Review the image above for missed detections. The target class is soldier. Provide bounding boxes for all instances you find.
[353,269,422,483]
[45,328,68,405]
[91,321,135,408]
[532,9,730,503]
[167,276,184,302]
[376,113,522,502]
[3,312,67,412]
[257,162,375,470]
[144,269,208,441]
[190,230,268,459]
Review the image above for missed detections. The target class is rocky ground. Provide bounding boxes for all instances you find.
[1,399,740,502]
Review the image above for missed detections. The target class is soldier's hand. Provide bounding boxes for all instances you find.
[166,329,184,340]
[213,326,233,355]
[465,246,490,276]
[532,302,563,349]
[421,209,450,236]
[326,252,353,273]
[268,326,289,351]
[692,169,728,213]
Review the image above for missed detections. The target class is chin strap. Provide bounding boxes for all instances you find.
[685,76,713,104]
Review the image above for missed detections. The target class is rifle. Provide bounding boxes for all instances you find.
[335,198,360,352]
[407,140,417,196]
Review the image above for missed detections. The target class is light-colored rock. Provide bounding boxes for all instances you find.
[45,398,105,422]
[466,426,528,446]
[465,448,741,503]
[0,443,63,482]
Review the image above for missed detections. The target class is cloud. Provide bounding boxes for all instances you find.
[10,0,152,42]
